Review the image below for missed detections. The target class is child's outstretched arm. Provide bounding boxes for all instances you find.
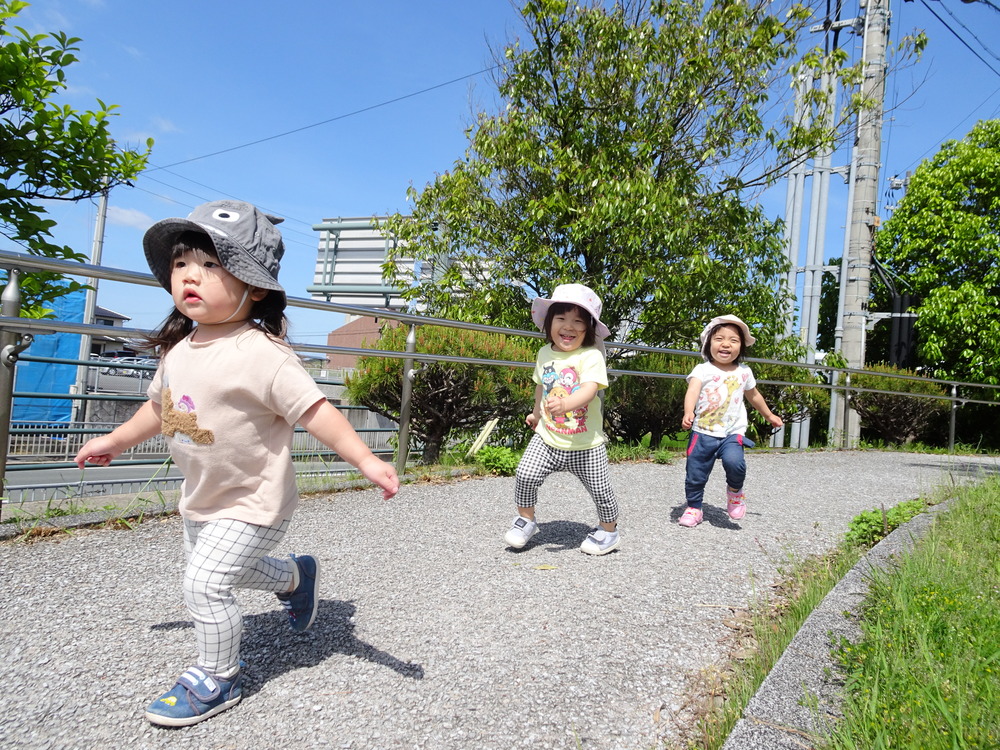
[298,399,400,499]
[545,382,598,418]
[745,387,783,429]
[74,400,163,467]
[681,378,702,430]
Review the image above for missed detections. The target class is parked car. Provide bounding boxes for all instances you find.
[99,354,142,376]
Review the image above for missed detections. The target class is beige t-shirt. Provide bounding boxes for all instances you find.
[147,326,326,526]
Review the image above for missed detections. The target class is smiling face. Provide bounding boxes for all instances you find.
[708,324,744,367]
[548,304,591,353]
[169,247,264,328]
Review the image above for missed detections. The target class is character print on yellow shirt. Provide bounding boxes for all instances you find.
[161,387,215,445]
[541,362,589,435]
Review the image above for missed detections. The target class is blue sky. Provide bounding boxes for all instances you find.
[15,0,1000,343]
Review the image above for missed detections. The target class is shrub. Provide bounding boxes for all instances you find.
[606,352,692,449]
[346,325,535,464]
[474,446,520,476]
[607,442,650,463]
[849,363,949,445]
[843,499,926,548]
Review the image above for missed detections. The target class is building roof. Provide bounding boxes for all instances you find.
[95,306,130,321]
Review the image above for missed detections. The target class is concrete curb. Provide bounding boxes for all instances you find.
[720,500,947,749]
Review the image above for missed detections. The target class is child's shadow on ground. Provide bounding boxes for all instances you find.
[669,504,741,530]
[151,600,424,697]
[507,519,598,552]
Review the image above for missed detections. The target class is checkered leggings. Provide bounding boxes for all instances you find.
[182,518,295,678]
[514,434,619,524]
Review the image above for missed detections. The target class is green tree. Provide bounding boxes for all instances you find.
[1,0,151,314]
[345,325,536,464]
[382,0,876,360]
[874,120,1000,385]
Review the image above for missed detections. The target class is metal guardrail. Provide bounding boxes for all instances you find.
[1,247,998,512]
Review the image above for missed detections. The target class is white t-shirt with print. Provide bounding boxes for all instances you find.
[687,361,756,438]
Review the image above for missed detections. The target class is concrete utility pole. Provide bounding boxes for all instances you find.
[837,0,889,446]
[73,186,109,423]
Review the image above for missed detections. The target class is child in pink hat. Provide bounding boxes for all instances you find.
[504,284,620,555]
[679,315,783,527]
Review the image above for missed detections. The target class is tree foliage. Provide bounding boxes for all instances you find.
[345,325,536,464]
[1,0,151,314]
[874,120,1000,385]
[382,0,873,360]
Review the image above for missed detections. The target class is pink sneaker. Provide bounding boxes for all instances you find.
[678,507,704,527]
[726,490,747,520]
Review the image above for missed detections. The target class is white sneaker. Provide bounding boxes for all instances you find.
[580,528,620,556]
[504,516,538,548]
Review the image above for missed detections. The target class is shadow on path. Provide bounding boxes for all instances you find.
[150,599,424,697]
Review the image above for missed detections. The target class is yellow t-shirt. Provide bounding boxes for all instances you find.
[532,344,608,451]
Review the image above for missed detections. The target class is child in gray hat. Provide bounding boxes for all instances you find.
[74,200,399,727]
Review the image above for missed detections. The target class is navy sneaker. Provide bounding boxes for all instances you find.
[145,666,242,727]
[276,554,320,632]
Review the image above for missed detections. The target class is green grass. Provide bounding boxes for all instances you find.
[685,544,864,748]
[857,439,998,456]
[822,478,1000,749]
[680,488,967,749]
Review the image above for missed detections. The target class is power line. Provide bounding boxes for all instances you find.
[149,66,499,171]
[936,0,1000,64]
[119,64,502,249]
[918,0,1000,78]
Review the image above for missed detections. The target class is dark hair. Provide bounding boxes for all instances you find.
[701,322,746,364]
[542,302,597,348]
[143,231,288,354]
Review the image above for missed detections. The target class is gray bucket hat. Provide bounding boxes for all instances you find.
[143,200,285,298]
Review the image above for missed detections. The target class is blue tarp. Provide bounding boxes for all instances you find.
[11,288,86,423]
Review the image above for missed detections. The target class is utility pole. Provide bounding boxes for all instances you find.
[837,0,889,446]
[73,187,109,423]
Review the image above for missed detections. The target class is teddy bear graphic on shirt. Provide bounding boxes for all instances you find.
[161,387,214,445]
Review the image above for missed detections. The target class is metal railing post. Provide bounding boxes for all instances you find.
[949,384,958,453]
[394,324,417,476]
[0,269,32,517]
[842,371,852,449]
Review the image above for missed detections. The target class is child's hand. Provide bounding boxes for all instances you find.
[358,456,400,500]
[545,395,566,418]
[525,413,539,429]
[681,411,695,430]
[767,414,784,429]
[73,436,122,468]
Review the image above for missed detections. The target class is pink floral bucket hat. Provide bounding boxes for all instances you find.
[530,284,611,340]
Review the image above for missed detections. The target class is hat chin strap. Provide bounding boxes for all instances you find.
[217,287,250,324]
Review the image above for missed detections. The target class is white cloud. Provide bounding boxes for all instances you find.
[106,206,152,230]
[151,117,180,134]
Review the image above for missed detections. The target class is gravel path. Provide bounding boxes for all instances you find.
[2,450,997,750]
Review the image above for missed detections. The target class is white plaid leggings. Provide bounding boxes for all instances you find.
[182,518,295,678]
[514,435,619,524]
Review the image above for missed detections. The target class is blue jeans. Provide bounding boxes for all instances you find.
[684,432,754,508]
